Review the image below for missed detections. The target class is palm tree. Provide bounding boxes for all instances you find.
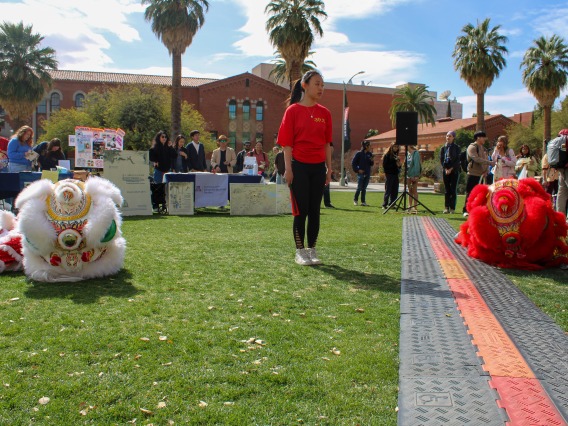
[269,51,317,90]
[143,0,209,138]
[265,0,326,84]
[453,18,508,131]
[0,22,57,128]
[389,84,437,127]
[520,34,568,147]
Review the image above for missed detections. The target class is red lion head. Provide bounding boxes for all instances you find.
[456,178,568,270]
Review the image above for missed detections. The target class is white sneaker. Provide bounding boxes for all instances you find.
[353,201,358,206]
[463,212,469,218]
[443,209,449,214]
[295,248,312,266]
[450,209,455,214]
[306,248,322,265]
[361,202,369,206]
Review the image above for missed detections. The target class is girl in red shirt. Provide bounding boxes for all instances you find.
[277,70,333,266]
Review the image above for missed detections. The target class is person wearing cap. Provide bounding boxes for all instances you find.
[463,131,495,217]
[439,130,461,213]
[235,141,252,173]
[211,135,237,173]
[185,130,207,172]
[351,140,374,206]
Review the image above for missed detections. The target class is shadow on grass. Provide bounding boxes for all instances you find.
[316,264,400,293]
[24,269,141,304]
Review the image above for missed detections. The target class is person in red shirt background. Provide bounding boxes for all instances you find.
[277,70,332,266]
[0,135,8,172]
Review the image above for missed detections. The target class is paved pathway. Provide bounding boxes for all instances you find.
[398,216,568,425]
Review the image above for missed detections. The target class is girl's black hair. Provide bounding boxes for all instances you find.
[288,70,323,106]
[153,130,168,145]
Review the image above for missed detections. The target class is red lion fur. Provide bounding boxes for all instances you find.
[455,178,568,270]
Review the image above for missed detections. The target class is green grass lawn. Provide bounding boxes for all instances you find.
[0,190,565,424]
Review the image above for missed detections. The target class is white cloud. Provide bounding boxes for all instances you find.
[0,0,144,69]
[533,7,568,39]
[459,89,536,118]
[312,48,425,86]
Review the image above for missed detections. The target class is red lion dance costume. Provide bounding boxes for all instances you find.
[456,178,568,270]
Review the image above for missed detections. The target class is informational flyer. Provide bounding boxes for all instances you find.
[103,150,152,216]
[167,182,194,215]
[74,126,124,169]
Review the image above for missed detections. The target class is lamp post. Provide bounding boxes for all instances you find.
[340,71,364,186]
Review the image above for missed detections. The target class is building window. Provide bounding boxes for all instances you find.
[50,92,61,112]
[229,132,237,147]
[256,101,264,121]
[36,100,47,114]
[242,132,250,145]
[75,93,85,108]
[255,132,263,143]
[228,100,236,120]
[245,78,250,87]
[242,100,250,121]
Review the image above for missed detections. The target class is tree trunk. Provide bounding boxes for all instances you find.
[543,104,552,144]
[476,92,485,131]
[171,52,182,139]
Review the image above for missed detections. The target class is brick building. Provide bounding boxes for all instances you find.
[0,65,463,157]
[365,114,516,155]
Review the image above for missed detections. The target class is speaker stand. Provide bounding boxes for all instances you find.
[383,145,436,215]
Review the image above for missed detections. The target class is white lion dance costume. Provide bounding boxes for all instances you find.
[12,176,126,282]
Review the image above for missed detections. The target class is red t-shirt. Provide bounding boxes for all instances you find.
[277,103,332,164]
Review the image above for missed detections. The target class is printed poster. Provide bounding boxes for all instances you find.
[103,150,152,216]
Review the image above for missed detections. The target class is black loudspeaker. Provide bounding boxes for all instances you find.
[395,111,418,146]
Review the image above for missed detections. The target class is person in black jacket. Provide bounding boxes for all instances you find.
[352,141,374,206]
[149,130,175,182]
[439,131,461,213]
[382,142,402,208]
[185,130,207,171]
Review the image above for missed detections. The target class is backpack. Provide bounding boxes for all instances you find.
[547,135,568,169]
[459,150,469,173]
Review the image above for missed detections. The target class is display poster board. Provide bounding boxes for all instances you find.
[167,182,194,215]
[103,150,152,216]
[194,172,229,208]
[74,127,125,169]
[230,183,291,215]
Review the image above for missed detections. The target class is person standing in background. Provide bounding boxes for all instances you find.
[273,144,286,184]
[248,142,269,177]
[149,130,175,183]
[406,145,422,214]
[382,142,402,209]
[211,135,237,173]
[278,70,333,266]
[186,130,207,172]
[235,141,252,173]
[491,135,516,181]
[440,131,461,213]
[352,140,374,206]
[463,131,494,217]
[172,134,189,173]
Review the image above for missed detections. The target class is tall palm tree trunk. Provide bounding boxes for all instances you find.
[171,52,182,138]
[543,105,552,144]
[476,92,485,131]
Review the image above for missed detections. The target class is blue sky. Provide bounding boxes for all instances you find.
[2,0,568,118]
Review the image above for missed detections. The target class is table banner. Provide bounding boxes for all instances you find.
[194,173,228,208]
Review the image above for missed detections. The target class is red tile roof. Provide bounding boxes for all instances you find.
[365,115,508,140]
[49,70,217,87]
